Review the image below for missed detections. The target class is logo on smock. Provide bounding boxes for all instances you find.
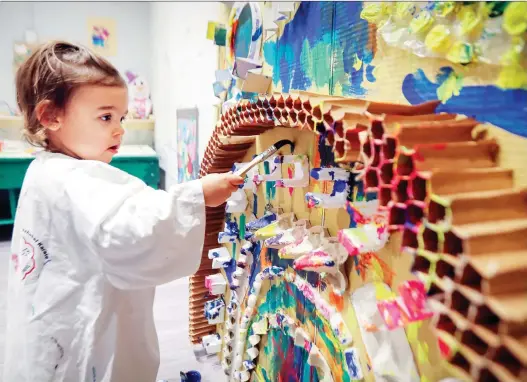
[19,238,36,280]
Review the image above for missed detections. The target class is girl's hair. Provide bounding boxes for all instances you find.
[16,40,126,148]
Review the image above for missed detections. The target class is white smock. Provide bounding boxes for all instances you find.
[3,151,206,382]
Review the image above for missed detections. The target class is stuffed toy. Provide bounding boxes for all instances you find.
[125,71,153,119]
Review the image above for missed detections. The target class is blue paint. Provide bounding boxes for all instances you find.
[353,256,360,276]
[252,26,263,42]
[330,180,348,196]
[273,1,334,92]
[344,348,363,379]
[234,4,253,59]
[365,65,376,83]
[247,241,262,291]
[223,258,237,288]
[310,168,322,180]
[268,248,320,287]
[263,41,277,69]
[253,193,258,216]
[318,134,337,167]
[402,66,527,138]
[333,1,376,95]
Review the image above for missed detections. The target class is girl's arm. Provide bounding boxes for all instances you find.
[61,164,220,289]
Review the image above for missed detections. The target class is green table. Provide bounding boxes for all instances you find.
[0,145,160,226]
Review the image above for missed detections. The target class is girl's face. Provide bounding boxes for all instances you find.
[49,85,128,163]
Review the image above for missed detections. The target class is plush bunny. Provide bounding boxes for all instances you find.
[125,71,153,119]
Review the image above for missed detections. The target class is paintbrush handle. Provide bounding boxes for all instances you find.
[234,145,277,177]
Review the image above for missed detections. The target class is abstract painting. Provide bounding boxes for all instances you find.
[176,108,199,183]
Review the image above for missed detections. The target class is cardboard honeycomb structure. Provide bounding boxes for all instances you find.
[189,91,527,381]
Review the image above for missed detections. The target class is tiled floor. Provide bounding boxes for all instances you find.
[0,226,225,381]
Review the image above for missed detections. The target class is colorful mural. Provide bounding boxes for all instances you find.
[263,1,527,138]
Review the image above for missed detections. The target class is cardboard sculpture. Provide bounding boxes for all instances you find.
[189,91,526,382]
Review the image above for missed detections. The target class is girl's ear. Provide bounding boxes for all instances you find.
[35,100,62,131]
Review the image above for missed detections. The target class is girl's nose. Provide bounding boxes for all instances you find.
[114,124,125,137]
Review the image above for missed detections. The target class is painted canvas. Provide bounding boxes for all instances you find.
[87,17,117,56]
[176,108,199,183]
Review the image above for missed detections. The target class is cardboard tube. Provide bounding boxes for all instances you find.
[430,168,514,196]
[382,137,397,160]
[448,188,527,226]
[450,219,527,256]
[402,227,419,250]
[269,95,277,109]
[379,185,393,207]
[462,252,527,295]
[388,202,406,227]
[396,118,480,148]
[492,337,527,378]
[277,95,285,109]
[420,226,439,252]
[410,174,428,201]
[411,252,432,274]
[427,199,447,223]
[305,115,315,131]
[393,176,410,203]
[413,139,499,172]
[407,201,425,226]
[284,95,294,109]
[380,161,394,185]
[302,98,312,112]
[365,168,379,189]
[367,99,440,116]
[448,289,472,316]
[436,257,456,279]
[396,151,415,176]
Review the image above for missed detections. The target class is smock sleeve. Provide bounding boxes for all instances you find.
[61,162,206,289]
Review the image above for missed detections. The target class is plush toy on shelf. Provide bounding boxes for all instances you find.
[125,71,153,119]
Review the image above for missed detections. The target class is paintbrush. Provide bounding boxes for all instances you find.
[234,139,295,177]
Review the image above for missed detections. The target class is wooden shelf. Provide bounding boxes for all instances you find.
[0,115,23,129]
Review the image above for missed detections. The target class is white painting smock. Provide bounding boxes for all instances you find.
[3,151,206,381]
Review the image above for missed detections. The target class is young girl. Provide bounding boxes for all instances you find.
[4,41,244,381]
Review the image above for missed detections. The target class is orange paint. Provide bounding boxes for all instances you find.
[260,246,272,268]
[329,290,344,312]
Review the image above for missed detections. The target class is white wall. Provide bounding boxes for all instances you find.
[150,2,229,189]
[0,1,151,109]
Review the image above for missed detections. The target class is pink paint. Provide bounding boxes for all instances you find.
[377,280,433,330]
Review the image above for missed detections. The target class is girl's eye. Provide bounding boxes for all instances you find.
[120,116,126,123]
[101,114,112,122]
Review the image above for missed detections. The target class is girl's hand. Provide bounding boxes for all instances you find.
[200,173,245,207]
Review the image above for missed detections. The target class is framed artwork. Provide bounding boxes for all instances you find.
[176,107,199,183]
[87,17,117,56]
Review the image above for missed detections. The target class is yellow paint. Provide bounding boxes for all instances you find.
[352,53,363,71]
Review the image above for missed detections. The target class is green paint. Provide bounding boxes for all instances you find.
[255,282,352,382]
[300,36,334,90]
[331,45,349,95]
[232,242,237,258]
[213,26,227,46]
[239,213,246,240]
[263,161,276,202]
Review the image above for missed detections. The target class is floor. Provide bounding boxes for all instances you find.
[0,226,225,381]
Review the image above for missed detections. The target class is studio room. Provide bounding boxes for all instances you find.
[0,1,526,382]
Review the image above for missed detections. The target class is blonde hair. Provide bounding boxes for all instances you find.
[15,40,126,148]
